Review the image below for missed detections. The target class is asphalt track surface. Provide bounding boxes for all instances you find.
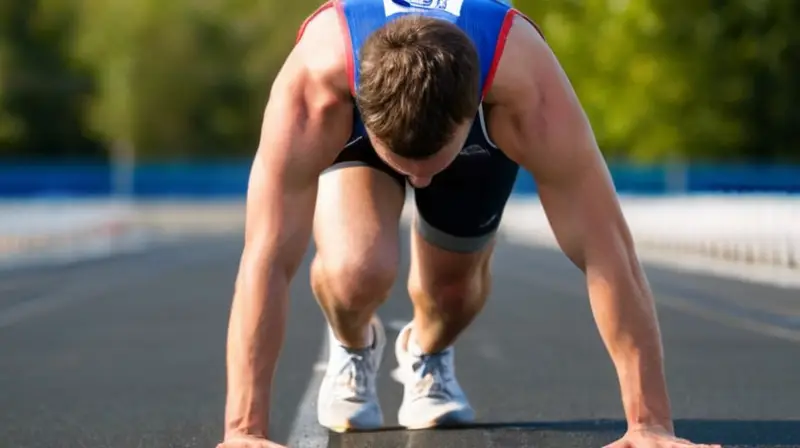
[1,229,799,448]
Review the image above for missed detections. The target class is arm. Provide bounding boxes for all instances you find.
[489,17,673,432]
[223,29,352,441]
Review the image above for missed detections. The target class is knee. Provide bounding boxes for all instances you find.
[409,270,488,313]
[312,251,398,311]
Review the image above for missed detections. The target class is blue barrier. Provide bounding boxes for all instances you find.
[517,164,800,195]
[0,161,798,198]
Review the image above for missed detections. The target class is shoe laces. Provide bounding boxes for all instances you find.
[332,348,373,402]
[410,350,454,400]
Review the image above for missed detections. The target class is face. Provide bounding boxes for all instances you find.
[370,120,472,188]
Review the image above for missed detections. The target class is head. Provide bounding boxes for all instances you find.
[356,15,481,187]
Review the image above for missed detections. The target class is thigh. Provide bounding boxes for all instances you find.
[412,145,520,255]
[314,138,407,270]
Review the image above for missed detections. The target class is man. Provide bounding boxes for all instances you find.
[218,0,722,447]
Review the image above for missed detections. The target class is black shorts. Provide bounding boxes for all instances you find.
[324,135,520,253]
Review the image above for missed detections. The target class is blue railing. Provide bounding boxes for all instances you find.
[0,161,798,198]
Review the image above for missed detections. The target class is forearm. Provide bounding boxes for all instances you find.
[495,25,676,432]
[224,264,290,439]
[584,232,673,431]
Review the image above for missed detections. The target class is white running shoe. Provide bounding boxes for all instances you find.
[394,322,475,429]
[317,315,386,432]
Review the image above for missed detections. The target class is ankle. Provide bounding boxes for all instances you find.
[331,321,375,350]
[406,323,451,356]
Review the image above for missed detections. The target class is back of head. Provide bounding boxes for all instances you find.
[356,15,481,160]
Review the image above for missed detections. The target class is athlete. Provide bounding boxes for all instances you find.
[217,0,722,447]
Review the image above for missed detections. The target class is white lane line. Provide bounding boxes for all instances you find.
[286,332,330,448]
[657,294,800,343]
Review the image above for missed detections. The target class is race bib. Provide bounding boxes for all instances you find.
[384,0,464,17]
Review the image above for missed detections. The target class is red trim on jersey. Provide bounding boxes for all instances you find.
[480,8,546,100]
[481,9,515,100]
[296,1,334,43]
[332,0,356,96]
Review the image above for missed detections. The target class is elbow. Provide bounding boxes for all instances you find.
[583,217,647,284]
[562,243,588,273]
[235,240,266,292]
[613,218,650,293]
[233,241,289,304]
[228,250,292,340]
[593,232,652,304]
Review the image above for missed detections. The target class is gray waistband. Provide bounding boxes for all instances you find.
[414,213,496,254]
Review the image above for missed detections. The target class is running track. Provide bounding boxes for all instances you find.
[1,229,799,447]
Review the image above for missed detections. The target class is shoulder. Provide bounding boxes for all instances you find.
[483,13,559,109]
[479,12,596,177]
[288,4,351,98]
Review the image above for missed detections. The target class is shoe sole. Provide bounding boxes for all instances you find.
[400,409,476,430]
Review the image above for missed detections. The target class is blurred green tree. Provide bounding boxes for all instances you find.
[69,0,325,160]
[517,0,800,163]
[0,0,103,159]
[0,0,798,162]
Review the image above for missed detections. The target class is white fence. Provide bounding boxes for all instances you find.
[1,195,798,271]
[499,195,799,270]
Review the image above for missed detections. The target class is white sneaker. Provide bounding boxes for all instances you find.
[394,322,475,429]
[317,316,386,432]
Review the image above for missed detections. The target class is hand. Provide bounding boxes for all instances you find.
[216,435,287,448]
[605,426,722,448]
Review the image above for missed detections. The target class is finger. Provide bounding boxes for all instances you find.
[602,441,627,448]
[677,441,723,448]
[673,443,722,448]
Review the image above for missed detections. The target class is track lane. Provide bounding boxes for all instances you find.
[0,230,797,447]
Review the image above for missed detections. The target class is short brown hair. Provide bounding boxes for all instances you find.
[356,15,481,160]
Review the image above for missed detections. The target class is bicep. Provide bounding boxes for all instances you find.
[509,34,605,187]
[492,27,626,268]
[520,84,620,266]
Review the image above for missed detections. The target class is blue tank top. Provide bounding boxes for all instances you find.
[336,0,518,150]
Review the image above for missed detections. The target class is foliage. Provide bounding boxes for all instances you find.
[0,0,798,162]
